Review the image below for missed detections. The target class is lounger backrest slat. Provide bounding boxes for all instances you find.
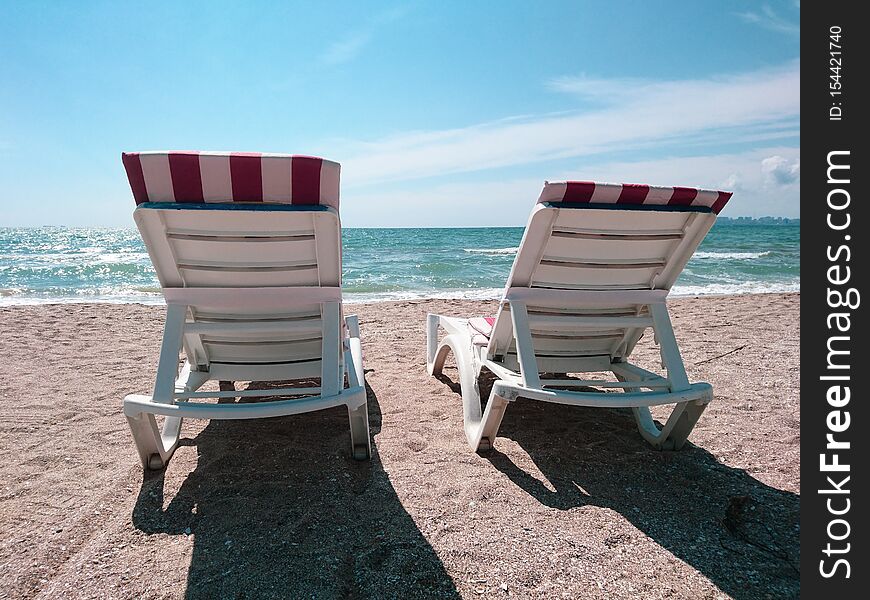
[508,207,712,290]
[134,208,340,288]
[486,180,731,370]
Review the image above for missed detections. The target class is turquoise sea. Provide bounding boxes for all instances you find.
[0,221,799,305]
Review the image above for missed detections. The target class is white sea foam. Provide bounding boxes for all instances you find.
[344,287,504,304]
[0,295,165,306]
[466,249,773,260]
[346,282,800,303]
[0,251,151,266]
[692,251,771,260]
[671,281,800,296]
[1,281,799,306]
[94,252,152,264]
[463,247,519,255]
[0,286,164,306]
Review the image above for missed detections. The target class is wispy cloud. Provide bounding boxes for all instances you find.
[338,61,800,187]
[321,5,410,66]
[322,32,374,66]
[737,4,799,36]
[546,75,650,102]
[340,146,801,226]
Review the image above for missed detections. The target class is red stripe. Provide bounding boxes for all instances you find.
[230,153,263,202]
[484,317,495,326]
[562,181,595,203]
[617,184,649,204]
[168,152,203,203]
[121,153,149,205]
[710,191,732,214]
[291,156,323,205]
[668,186,698,206]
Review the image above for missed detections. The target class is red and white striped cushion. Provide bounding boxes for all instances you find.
[468,317,495,338]
[538,181,732,214]
[122,152,341,210]
[468,317,495,347]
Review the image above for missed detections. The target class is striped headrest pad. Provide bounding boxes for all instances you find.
[538,181,733,214]
[122,152,341,210]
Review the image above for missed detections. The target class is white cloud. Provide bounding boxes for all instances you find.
[546,75,650,101]
[340,146,801,226]
[737,4,799,36]
[721,173,742,191]
[761,155,800,185]
[337,62,800,187]
[320,5,410,66]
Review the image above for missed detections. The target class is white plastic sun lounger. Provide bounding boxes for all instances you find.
[427,180,732,452]
[120,151,370,469]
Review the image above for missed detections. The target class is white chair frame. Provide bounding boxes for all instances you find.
[426,200,719,453]
[123,202,369,469]
[124,288,370,469]
[427,288,711,452]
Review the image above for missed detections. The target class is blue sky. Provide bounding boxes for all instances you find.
[0,1,800,227]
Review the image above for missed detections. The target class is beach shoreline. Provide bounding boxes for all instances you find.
[0,287,801,308]
[0,293,800,598]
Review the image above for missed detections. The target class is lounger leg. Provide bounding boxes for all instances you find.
[614,366,713,450]
[612,303,702,449]
[345,316,371,460]
[661,399,709,450]
[476,385,513,452]
[125,303,190,470]
[617,370,712,450]
[124,413,168,470]
[631,400,709,450]
[347,400,370,461]
[426,313,441,375]
[126,361,211,469]
[428,326,501,451]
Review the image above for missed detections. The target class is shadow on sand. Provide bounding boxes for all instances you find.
[132,380,460,599]
[445,372,800,599]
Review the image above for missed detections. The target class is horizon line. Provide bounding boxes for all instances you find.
[0,215,801,230]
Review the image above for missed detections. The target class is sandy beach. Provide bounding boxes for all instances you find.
[0,293,799,599]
